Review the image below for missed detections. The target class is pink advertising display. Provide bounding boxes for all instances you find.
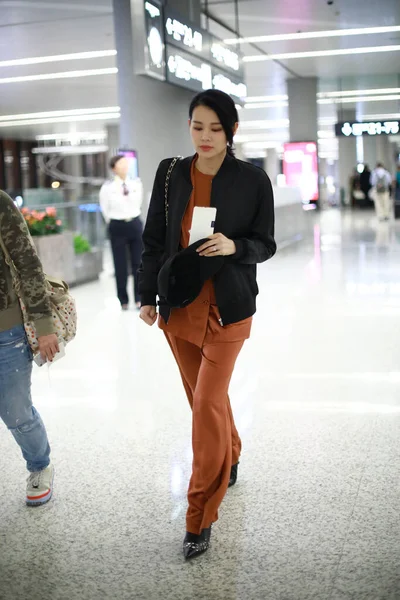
[283,142,319,203]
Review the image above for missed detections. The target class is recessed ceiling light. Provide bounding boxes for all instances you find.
[0,68,118,85]
[0,50,117,69]
[238,119,290,129]
[318,94,400,105]
[243,45,400,62]
[244,101,288,109]
[362,113,400,120]
[36,132,107,141]
[0,107,120,123]
[0,113,120,128]
[318,87,400,98]
[225,25,400,45]
[244,88,400,104]
[245,95,288,102]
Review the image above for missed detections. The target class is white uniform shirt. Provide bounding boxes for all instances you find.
[99,176,143,224]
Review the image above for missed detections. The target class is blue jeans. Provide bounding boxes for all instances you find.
[0,325,50,472]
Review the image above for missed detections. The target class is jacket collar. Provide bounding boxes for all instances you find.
[179,153,238,185]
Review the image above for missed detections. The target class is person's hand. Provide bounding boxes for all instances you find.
[38,334,59,363]
[140,305,157,326]
[196,233,236,257]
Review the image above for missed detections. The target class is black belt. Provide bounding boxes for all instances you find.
[110,217,138,223]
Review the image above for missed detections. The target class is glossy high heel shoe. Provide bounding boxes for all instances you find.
[228,462,239,487]
[183,526,212,560]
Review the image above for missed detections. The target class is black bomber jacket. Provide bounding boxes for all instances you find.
[138,153,276,326]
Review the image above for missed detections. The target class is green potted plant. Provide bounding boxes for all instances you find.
[74,233,92,255]
[73,233,103,285]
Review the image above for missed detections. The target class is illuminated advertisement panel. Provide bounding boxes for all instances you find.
[283,142,319,204]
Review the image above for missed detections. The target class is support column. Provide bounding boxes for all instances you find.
[287,78,318,143]
[389,140,399,175]
[363,136,377,172]
[111,0,199,201]
[106,123,120,165]
[319,157,328,204]
[266,148,279,185]
[376,136,392,171]
[337,110,357,206]
[112,0,139,150]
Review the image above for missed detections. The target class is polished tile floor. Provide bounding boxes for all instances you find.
[1,210,400,600]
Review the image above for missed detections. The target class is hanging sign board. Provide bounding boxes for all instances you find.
[335,121,400,137]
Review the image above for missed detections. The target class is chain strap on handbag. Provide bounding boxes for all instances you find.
[164,157,181,226]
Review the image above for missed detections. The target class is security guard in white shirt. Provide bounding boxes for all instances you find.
[100,155,143,310]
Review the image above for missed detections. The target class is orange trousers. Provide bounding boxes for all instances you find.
[165,332,244,535]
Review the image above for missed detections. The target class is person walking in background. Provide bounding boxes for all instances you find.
[0,190,58,506]
[395,164,400,202]
[100,155,143,310]
[139,90,276,560]
[359,164,372,209]
[370,162,392,221]
[349,167,361,208]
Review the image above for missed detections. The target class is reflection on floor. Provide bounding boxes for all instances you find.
[1,210,400,600]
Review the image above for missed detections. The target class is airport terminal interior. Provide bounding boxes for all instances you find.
[1,1,400,599]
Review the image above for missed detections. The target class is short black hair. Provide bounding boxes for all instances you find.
[189,90,239,156]
[109,155,125,170]
[376,162,384,168]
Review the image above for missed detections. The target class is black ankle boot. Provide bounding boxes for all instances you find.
[229,462,239,487]
[183,526,212,560]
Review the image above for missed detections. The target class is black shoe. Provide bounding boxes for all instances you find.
[228,462,239,487]
[183,526,212,560]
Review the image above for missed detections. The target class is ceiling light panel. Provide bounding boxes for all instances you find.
[244,89,400,104]
[318,94,400,105]
[0,50,117,69]
[243,45,400,63]
[35,132,107,141]
[318,88,400,98]
[0,107,120,123]
[0,113,120,128]
[0,68,118,85]
[244,102,288,109]
[239,119,289,130]
[225,26,400,45]
[245,95,288,102]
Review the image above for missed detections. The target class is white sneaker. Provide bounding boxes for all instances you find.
[26,464,54,507]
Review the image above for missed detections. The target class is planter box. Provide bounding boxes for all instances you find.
[32,232,103,287]
[33,232,75,284]
[73,248,103,286]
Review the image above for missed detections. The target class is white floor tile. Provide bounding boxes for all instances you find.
[1,210,400,600]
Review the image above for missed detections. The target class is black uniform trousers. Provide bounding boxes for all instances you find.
[109,217,143,305]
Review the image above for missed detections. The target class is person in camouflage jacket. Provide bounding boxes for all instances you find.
[0,190,58,506]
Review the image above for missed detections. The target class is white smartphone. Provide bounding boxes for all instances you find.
[34,341,66,367]
[189,207,217,246]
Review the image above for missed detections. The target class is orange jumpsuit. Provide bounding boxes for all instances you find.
[159,161,252,534]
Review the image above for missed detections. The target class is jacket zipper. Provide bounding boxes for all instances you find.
[178,188,193,249]
[210,179,223,327]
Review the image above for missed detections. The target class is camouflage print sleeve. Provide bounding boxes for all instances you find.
[0,191,55,336]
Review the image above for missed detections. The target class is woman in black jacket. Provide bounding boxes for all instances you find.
[139,90,276,560]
